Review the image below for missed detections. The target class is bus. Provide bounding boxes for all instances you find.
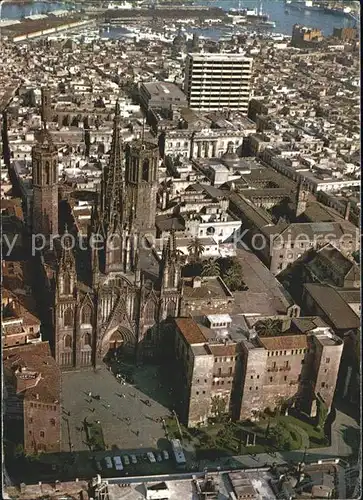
[170,439,186,468]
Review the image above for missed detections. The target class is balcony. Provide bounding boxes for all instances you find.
[279,366,292,372]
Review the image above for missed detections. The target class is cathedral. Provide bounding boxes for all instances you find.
[33,102,182,370]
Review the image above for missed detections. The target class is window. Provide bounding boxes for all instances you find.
[196,391,199,395]
[321,382,325,388]
[269,377,273,382]
[145,300,155,323]
[63,273,71,295]
[29,418,33,423]
[81,304,92,324]
[50,419,56,426]
[218,368,222,376]
[284,376,287,381]
[250,375,253,379]
[257,375,260,379]
[40,431,45,438]
[83,333,91,346]
[256,387,258,390]
[202,391,206,394]
[249,387,252,391]
[64,308,73,327]
[326,357,330,363]
[142,159,150,182]
[64,335,72,349]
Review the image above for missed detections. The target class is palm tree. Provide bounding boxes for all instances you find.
[187,237,205,262]
[202,259,221,277]
[255,318,281,337]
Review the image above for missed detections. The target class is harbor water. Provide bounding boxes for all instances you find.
[0,0,357,38]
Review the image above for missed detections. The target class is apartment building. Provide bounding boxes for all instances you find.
[184,53,253,113]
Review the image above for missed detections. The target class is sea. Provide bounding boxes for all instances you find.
[0,0,357,39]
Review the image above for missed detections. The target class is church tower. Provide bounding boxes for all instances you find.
[55,231,78,368]
[295,180,308,218]
[32,128,58,237]
[125,140,159,235]
[159,230,181,320]
[41,87,52,123]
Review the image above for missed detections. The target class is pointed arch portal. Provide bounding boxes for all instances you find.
[101,326,136,362]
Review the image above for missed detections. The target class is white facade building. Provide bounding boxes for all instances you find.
[184,53,253,112]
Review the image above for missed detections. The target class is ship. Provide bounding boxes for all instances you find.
[229,0,270,22]
[285,0,324,12]
[323,5,352,16]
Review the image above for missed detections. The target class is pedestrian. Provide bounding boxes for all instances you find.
[136,430,139,436]
[68,411,71,416]
[88,392,92,397]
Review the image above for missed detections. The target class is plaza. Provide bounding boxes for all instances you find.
[61,362,175,455]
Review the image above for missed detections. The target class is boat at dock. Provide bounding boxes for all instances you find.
[285,0,325,12]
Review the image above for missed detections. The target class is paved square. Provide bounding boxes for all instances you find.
[61,363,174,454]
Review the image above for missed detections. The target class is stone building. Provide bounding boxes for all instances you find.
[34,102,183,369]
[3,342,61,454]
[173,317,240,427]
[172,315,343,426]
[237,318,344,420]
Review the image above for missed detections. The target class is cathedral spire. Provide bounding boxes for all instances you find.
[60,226,75,270]
[101,100,124,229]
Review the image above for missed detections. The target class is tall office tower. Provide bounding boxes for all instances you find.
[184,53,253,113]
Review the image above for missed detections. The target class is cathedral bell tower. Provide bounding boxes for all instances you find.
[125,140,159,235]
[32,127,59,238]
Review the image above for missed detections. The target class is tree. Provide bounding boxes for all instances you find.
[202,259,221,277]
[255,318,281,337]
[220,257,245,291]
[187,237,205,262]
[269,422,292,451]
[316,395,328,430]
[211,395,227,422]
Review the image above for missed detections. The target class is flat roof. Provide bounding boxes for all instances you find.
[142,81,186,100]
[188,52,253,61]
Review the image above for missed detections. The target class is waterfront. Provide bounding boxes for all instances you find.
[0,0,357,37]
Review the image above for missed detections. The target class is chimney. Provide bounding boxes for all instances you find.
[344,201,351,220]
[192,276,202,288]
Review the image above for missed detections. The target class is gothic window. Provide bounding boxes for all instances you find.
[109,234,121,264]
[166,300,176,318]
[83,333,91,347]
[142,159,150,182]
[45,162,50,184]
[64,334,72,348]
[81,304,92,325]
[64,308,73,327]
[63,273,71,295]
[145,301,155,324]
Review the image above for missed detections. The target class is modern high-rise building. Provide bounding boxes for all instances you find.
[184,53,253,113]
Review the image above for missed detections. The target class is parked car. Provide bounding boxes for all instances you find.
[130,454,137,464]
[162,450,169,460]
[104,456,113,469]
[123,455,130,466]
[113,456,124,471]
[147,452,156,463]
[156,453,162,462]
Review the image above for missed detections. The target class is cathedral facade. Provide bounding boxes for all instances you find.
[33,103,182,370]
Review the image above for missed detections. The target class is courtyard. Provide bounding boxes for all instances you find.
[61,362,175,455]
